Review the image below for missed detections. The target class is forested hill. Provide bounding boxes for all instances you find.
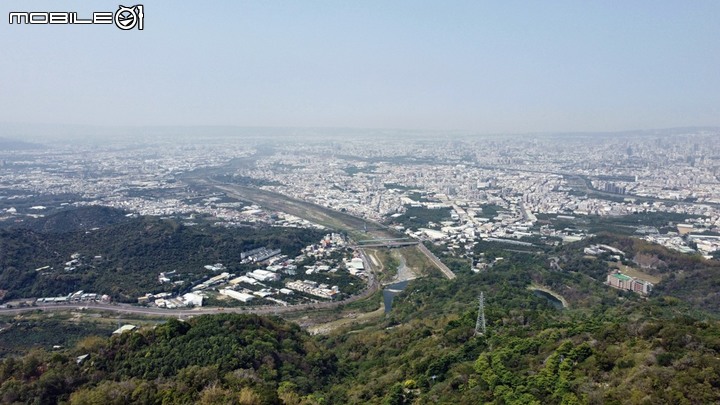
[2,236,720,404]
[563,234,720,314]
[0,214,324,302]
[8,206,130,233]
[0,314,338,404]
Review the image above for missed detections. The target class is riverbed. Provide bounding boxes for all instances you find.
[382,253,417,312]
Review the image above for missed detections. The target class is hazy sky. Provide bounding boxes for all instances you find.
[1,1,719,133]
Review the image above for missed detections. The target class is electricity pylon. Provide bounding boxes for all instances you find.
[475,292,486,336]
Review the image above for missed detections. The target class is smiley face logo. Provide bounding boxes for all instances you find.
[114,5,144,30]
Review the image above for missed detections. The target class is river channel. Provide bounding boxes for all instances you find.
[383,280,409,313]
[382,253,417,313]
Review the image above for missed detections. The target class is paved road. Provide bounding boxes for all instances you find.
[0,250,382,318]
[0,278,380,319]
[0,176,456,318]
[350,241,419,248]
[0,289,374,318]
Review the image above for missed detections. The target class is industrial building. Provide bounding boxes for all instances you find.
[219,289,255,303]
[248,269,280,282]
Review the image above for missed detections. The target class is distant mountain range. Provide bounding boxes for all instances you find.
[0,137,44,150]
[1,122,719,142]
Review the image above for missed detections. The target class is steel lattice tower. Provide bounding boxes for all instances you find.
[475,292,486,336]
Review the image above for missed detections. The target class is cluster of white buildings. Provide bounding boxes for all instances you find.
[156,293,204,308]
[133,233,357,308]
[584,244,626,259]
[4,132,720,306]
[285,280,339,299]
[218,289,255,303]
[228,135,720,229]
[638,222,720,257]
[240,247,282,264]
[219,287,293,305]
[344,257,365,276]
[137,291,204,308]
[36,290,111,304]
[192,272,232,291]
[3,133,720,233]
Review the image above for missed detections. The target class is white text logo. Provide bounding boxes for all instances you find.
[9,5,144,30]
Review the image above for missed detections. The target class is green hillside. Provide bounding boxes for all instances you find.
[0,213,324,302]
[2,234,720,404]
[6,206,131,234]
[0,314,336,404]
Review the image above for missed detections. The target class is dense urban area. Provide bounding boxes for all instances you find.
[2,129,720,404]
[2,129,719,255]
[3,0,720,402]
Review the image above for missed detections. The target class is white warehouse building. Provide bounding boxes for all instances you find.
[219,289,255,303]
[248,269,280,282]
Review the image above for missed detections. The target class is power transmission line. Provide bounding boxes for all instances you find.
[475,292,486,336]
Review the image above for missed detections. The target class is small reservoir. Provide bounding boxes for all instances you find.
[531,288,565,309]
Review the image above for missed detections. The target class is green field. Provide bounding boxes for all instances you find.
[612,263,662,284]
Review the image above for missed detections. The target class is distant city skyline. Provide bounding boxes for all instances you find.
[1,1,719,133]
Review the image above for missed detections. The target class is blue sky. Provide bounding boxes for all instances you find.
[1,1,719,133]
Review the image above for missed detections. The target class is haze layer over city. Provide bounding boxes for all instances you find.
[2,127,720,248]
